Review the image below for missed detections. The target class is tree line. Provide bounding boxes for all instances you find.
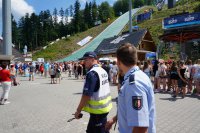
[11,0,154,52]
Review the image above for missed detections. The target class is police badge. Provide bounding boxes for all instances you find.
[132,96,143,110]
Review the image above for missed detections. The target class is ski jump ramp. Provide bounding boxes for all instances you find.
[58,8,140,62]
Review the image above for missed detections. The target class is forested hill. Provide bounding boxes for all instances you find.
[10,0,156,61]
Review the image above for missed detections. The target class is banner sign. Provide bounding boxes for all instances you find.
[163,12,200,29]
[77,36,93,46]
[137,12,151,22]
[37,58,44,62]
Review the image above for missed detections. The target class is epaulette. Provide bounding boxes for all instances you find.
[129,74,135,84]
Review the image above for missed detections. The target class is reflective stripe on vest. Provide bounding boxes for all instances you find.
[83,98,112,114]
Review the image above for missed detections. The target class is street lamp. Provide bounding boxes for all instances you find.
[129,0,132,33]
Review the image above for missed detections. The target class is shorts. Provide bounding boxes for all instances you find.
[170,74,179,80]
[51,75,55,78]
[10,75,16,80]
[112,71,117,77]
[178,79,187,88]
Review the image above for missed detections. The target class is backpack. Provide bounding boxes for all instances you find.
[184,67,190,79]
[159,68,166,77]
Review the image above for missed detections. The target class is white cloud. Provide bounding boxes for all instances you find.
[11,0,35,20]
[0,0,34,33]
[0,0,35,21]
[52,16,73,24]
[79,0,88,4]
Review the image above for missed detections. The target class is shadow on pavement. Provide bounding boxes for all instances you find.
[19,80,29,81]
[159,97,179,102]
[185,94,200,100]
[74,80,84,82]
[41,83,54,84]
[73,92,82,95]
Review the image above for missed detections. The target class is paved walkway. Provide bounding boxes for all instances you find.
[0,73,199,133]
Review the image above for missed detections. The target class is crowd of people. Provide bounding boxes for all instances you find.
[1,47,200,133]
[0,57,200,105]
[151,59,200,98]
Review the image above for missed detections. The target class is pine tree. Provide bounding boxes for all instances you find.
[73,0,81,33]
[12,14,20,50]
[65,8,69,23]
[84,2,90,28]
[88,2,93,27]
[59,8,64,23]
[53,8,58,24]
[99,2,114,22]
[70,5,74,17]
[92,0,98,22]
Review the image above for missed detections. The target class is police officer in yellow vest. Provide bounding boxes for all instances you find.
[74,51,112,133]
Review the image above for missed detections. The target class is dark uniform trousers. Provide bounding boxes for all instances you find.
[86,113,109,133]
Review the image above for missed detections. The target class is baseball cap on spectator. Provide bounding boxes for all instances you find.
[79,51,97,60]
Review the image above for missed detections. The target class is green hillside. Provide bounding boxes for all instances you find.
[138,0,200,45]
[122,0,199,60]
[33,0,200,61]
[33,20,114,61]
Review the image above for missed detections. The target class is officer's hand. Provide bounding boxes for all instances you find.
[105,119,115,131]
[74,111,81,119]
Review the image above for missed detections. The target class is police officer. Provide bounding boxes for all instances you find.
[74,51,112,133]
[105,43,156,133]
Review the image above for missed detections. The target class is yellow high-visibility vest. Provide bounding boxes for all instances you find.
[82,66,112,114]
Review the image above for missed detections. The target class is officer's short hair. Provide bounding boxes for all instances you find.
[116,43,137,66]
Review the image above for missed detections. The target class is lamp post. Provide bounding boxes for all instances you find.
[2,0,12,55]
[129,0,132,33]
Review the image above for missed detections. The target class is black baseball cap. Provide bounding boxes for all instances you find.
[79,51,97,60]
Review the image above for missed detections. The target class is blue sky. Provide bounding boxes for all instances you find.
[0,0,117,35]
[26,0,117,14]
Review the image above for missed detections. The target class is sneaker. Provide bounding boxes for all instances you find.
[172,95,177,98]
[3,101,10,105]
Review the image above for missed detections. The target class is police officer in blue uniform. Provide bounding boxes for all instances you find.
[106,43,156,133]
[74,51,112,133]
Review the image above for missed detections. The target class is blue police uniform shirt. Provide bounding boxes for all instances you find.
[83,65,100,96]
[118,66,156,133]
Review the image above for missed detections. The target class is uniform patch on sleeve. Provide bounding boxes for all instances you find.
[132,96,143,110]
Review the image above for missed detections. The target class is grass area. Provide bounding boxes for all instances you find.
[33,19,115,61]
[33,0,199,61]
[123,1,199,59]
[124,1,200,44]
[142,1,199,43]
